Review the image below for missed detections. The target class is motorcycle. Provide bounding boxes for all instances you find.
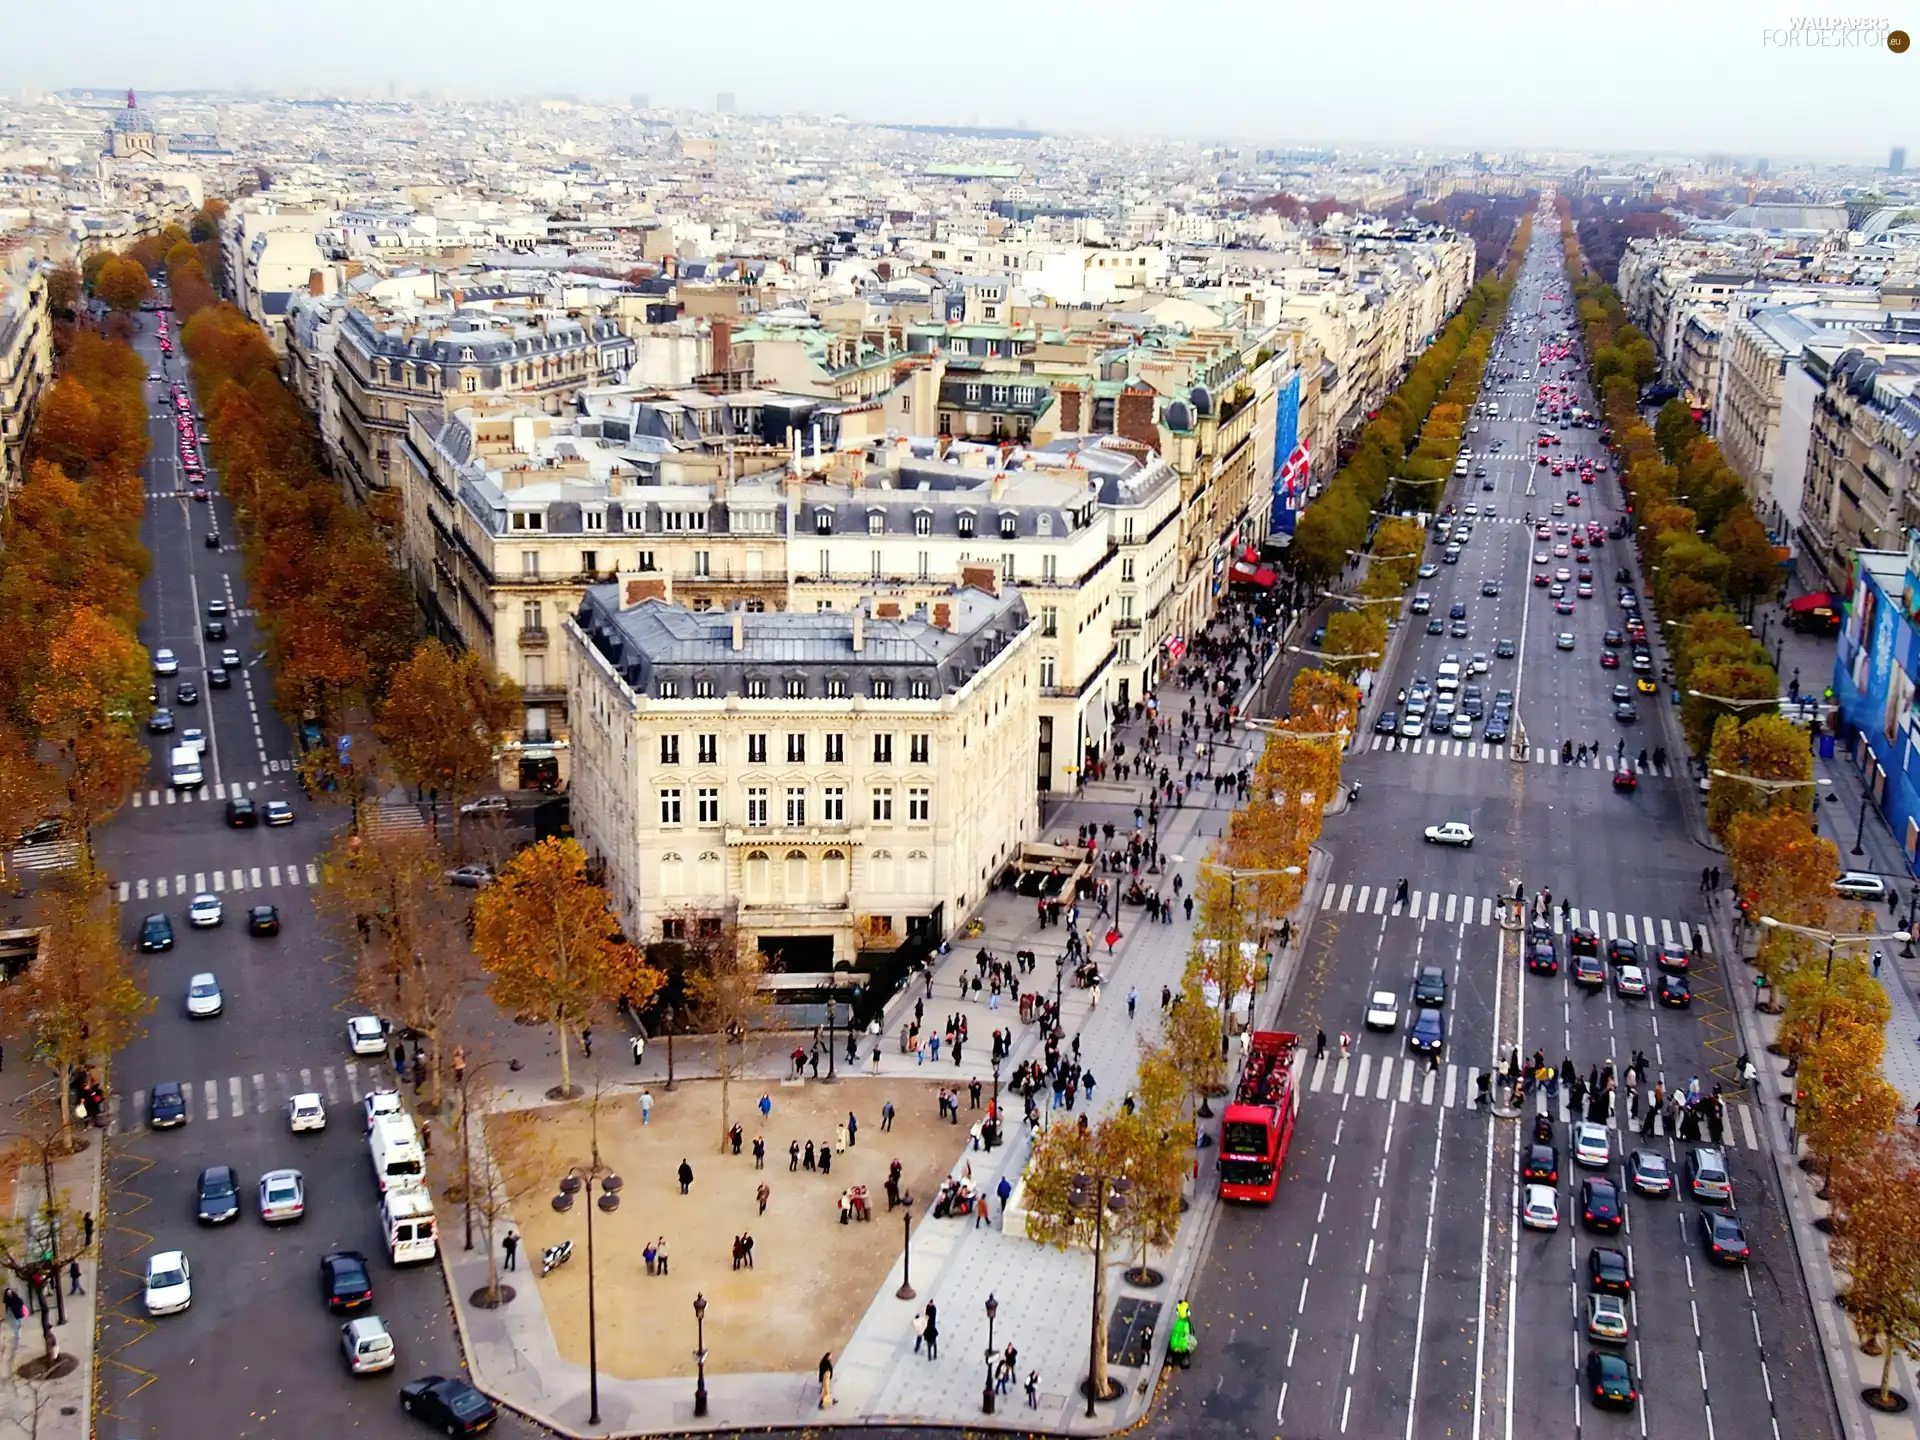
[540,1240,574,1276]
[1347,782,1362,803]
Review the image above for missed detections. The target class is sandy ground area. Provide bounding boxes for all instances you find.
[489,1076,981,1378]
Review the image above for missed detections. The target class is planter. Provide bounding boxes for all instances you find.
[1863,1388,1910,1413]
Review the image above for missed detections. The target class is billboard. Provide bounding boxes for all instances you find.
[1268,371,1308,535]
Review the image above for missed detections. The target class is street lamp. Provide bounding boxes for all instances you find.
[1285,646,1382,666]
[1689,690,1784,711]
[1067,1173,1133,1417]
[693,1292,710,1418]
[1708,768,1831,797]
[552,1158,623,1426]
[982,1293,999,1414]
[1758,915,1909,1048]
[1853,791,1873,857]
[895,1194,917,1299]
[1320,590,1404,607]
[456,1057,511,1253]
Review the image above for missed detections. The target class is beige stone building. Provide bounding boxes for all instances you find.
[0,255,53,502]
[1800,344,1920,591]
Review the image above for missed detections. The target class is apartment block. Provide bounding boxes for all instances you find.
[0,256,53,500]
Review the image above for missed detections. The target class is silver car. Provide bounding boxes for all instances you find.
[185,972,223,1019]
[258,1168,305,1224]
[341,1314,396,1373]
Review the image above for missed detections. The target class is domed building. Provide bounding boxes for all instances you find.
[107,90,167,160]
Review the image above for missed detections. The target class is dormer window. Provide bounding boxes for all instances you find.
[1036,513,1053,536]
[510,511,544,532]
[910,679,931,699]
[867,511,885,536]
[583,509,606,533]
[814,509,834,534]
[460,347,476,362]
[872,678,893,699]
[745,678,768,699]
[913,511,932,537]
[999,513,1018,539]
[956,511,976,538]
[624,508,645,533]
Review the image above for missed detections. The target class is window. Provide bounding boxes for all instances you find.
[637,549,657,571]
[991,385,1008,406]
[659,788,683,825]
[584,510,605,533]
[511,511,544,532]
[785,676,806,699]
[579,550,598,575]
[822,848,848,899]
[909,733,930,764]
[908,787,930,822]
[745,849,770,898]
[1040,656,1057,688]
[817,549,831,579]
[825,732,845,763]
[624,508,645,534]
[871,787,894,822]
[745,787,768,827]
[815,509,833,534]
[524,656,545,688]
[696,787,720,824]
[745,677,767,699]
[1042,554,1057,583]
[521,552,540,578]
[658,679,679,699]
[462,374,478,393]
[1121,557,1135,583]
[823,786,845,823]
[914,512,932,537]
[873,678,893,699]
[1040,605,1058,637]
[694,550,711,578]
[1123,516,1136,544]
[747,733,768,764]
[785,850,808,897]
[1120,594,1135,620]
[867,512,885,536]
[697,733,718,764]
[910,679,931,699]
[694,677,715,699]
[964,383,982,403]
[785,787,807,827]
[522,601,542,631]
[917,550,931,581]
[786,732,806,763]
[659,734,680,765]
[873,733,893,764]
[957,512,975,538]
[1119,637,1133,663]
[871,550,883,580]
[999,514,1018,539]
[1001,553,1016,583]
[661,917,687,941]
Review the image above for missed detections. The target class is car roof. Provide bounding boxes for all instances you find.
[1524,1183,1555,1203]
[149,1249,185,1268]
[292,1091,323,1106]
[154,1080,181,1096]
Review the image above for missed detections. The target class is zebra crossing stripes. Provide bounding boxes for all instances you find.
[117,862,320,903]
[4,840,81,874]
[1317,881,1710,953]
[1367,734,1677,775]
[111,1060,377,1135]
[1301,1052,1760,1148]
[132,778,266,808]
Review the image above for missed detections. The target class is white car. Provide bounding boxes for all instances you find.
[1364,990,1400,1031]
[288,1092,328,1133]
[1574,1121,1611,1168]
[152,648,179,676]
[362,1088,403,1132]
[185,972,223,1019]
[1423,822,1475,847]
[1833,871,1888,902]
[179,727,207,754]
[346,1015,387,1056]
[460,795,512,817]
[144,1251,192,1315]
[258,1168,305,1224]
[1521,1184,1560,1230]
[1556,632,1576,650]
[1615,964,1648,998]
[187,893,223,928]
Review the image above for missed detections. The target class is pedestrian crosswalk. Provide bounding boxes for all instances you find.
[1300,1051,1762,1150]
[109,1060,390,1135]
[132,778,271,808]
[1366,734,1677,775]
[5,840,81,874]
[1317,881,1710,953]
[116,861,320,903]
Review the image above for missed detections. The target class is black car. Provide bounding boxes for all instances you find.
[1449,602,1467,620]
[1613,699,1637,723]
[1375,711,1400,735]
[226,797,257,828]
[196,1165,240,1224]
[1603,629,1624,647]
[207,665,231,689]
[399,1376,498,1435]
[1588,1245,1631,1293]
[1700,1208,1749,1264]
[148,1081,187,1128]
[16,818,61,846]
[1484,714,1509,743]
[1482,580,1501,597]
[175,682,199,706]
[1580,1177,1623,1233]
[1527,940,1559,975]
[1568,926,1601,958]
[321,1251,374,1311]
[1414,966,1446,1007]
[248,904,281,936]
[1495,638,1517,658]
[1605,938,1638,968]
[203,619,226,641]
[1586,1351,1636,1411]
[139,913,174,952]
[1658,972,1691,1008]
[1522,1143,1559,1185]
[1427,618,1445,635]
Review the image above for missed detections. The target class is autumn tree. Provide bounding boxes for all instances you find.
[0,1121,96,1372]
[1725,806,1838,959]
[91,255,152,314]
[472,838,664,1097]
[1705,712,1815,840]
[674,914,768,1151]
[44,264,81,318]
[376,640,522,834]
[28,607,150,831]
[456,1074,561,1307]
[1830,1128,1920,1408]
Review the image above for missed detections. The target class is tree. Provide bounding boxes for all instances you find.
[375,640,522,839]
[44,265,81,318]
[471,838,664,1097]
[1726,806,1838,967]
[91,255,151,314]
[453,1070,560,1307]
[28,607,150,831]
[0,1122,95,1373]
[1829,1128,1920,1408]
[677,916,769,1152]
[0,868,153,1151]
[1705,713,1814,840]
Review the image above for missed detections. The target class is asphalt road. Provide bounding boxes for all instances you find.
[89,310,544,1440]
[1141,221,1839,1440]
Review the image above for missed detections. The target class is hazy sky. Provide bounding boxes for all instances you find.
[6,0,1915,161]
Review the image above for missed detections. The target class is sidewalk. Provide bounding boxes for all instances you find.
[444,661,1328,1436]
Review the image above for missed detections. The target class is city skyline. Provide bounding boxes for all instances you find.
[4,0,1911,162]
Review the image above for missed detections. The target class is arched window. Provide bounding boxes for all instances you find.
[785,849,809,900]
[821,849,848,902]
[870,849,894,893]
[745,850,770,900]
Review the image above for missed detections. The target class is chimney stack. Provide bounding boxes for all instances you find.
[731,610,745,651]
[851,605,866,653]
[932,602,952,630]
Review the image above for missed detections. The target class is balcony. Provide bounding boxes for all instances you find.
[518,627,549,650]
[722,824,865,849]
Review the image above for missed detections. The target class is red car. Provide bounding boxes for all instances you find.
[1612,769,1637,793]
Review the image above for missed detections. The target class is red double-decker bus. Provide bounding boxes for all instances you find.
[1218,1030,1300,1203]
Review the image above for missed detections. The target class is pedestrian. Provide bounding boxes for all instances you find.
[819,1351,836,1408]
[757,1182,771,1215]
[753,1137,765,1169]
[1127,986,1138,1019]
[420,1120,432,1154]
[923,1302,939,1359]
[82,1212,94,1250]
[640,1090,653,1124]
[2,1288,20,1346]
[1161,984,1173,1012]
[975,1195,991,1228]
[503,1231,519,1270]
[759,1092,772,1121]
[913,1310,928,1353]
[790,1140,801,1171]
[644,1239,658,1275]
[1339,1031,1351,1060]
[393,1041,407,1077]
[581,1028,592,1059]
[656,1237,670,1275]
[68,1260,82,1296]
[882,1100,896,1132]
[1026,1370,1040,1408]
[677,1158,694,1194]
[630,1033,646,1066]
[1316,1028,1327,1061]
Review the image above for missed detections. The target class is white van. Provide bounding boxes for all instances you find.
[380,1180,437,1264]
[168,745,204,789]
[1452,459,1469,478]
[1435,662,1462,694]
[367,1114,424,1194]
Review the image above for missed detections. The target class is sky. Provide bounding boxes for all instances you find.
[5,0,1916,162]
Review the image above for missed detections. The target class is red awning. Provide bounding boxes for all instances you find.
[1788,592,1835,613]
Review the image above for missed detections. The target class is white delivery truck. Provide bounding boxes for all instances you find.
[168,745,203,789]
[380,1179,437,1264]
[367,1114,425,1194]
